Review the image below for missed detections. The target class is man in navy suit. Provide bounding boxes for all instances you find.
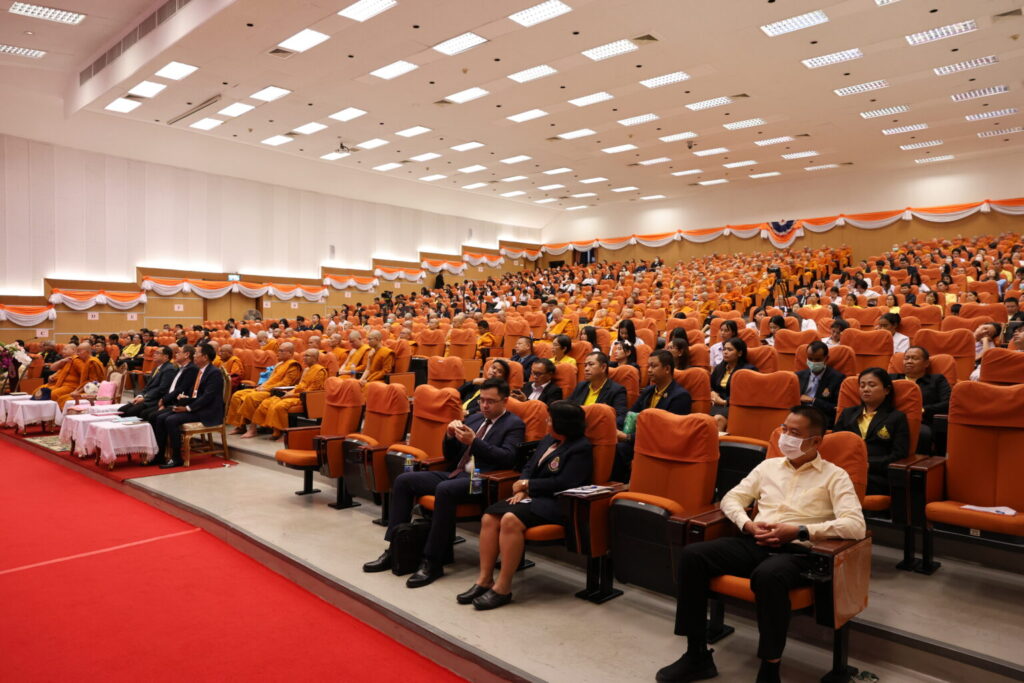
[119,346,177,421]
[795,341,845,428]
[512,358,563,406]
[364,378,525,588]
[509,336,538,382]
[150,343,225,468]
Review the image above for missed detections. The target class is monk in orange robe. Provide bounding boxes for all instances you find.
[228,343,302,433]
[218,344,244,385]
[253,349,328,439]
[359,331,395,386]
[35,345,76,401]
[339,332,370,377]
[56,343,106,409]
[546,308,578,339]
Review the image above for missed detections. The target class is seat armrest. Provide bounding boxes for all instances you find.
[808,537,868,557]
[301,390,326,419]
[480,469,521,506]
[805,535,873,629]
[283,425,320,451]
[887,455,925,524]
[559,483,627,557]
[687,508,739,543]
[479,469,520,483]
[908,456,946,526]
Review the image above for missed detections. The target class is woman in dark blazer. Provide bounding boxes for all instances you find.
[458,401,592,610]
[889,346,950,455]
[835,367,910,495]
[709,338,758,431]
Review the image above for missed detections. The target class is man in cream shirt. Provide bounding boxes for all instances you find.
[657,405,865,683]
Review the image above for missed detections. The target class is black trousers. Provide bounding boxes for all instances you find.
[151,410,193,462]
[385,470,480,563]
[118,400,154,419]
[674,535,814,660]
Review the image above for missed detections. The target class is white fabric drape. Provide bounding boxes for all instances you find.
[0,306,56,326]
[634,233,678,248]
[421,261,467,275]
[48,291,147,311]
[462,253,505,267]
[374,268,425,282]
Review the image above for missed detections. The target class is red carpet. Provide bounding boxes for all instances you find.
[0,443,465,682]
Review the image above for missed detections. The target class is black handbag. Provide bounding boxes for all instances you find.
[389,519,431,576]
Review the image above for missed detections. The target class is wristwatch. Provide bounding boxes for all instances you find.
[797,525,810,542]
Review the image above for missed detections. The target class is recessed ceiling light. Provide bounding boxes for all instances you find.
[127,81,166,98]
[915,155,954,164]
[723,160,756,168]
[539,184,564,190]
[640,194,666,200]
[571,192,597,198]
[802,48,863,69]
[933,55,998,76]
[459,164,487,173]
[293,122,328,135]
[155,61,197,80]
[374,162,403,171]
[671,169,702,176]
[9,2,85,24]
[568,91,614,107]
[638,157,671,165]
[338,0,396,22]
[543,167,572,175]
[875,0,902,5]
[370,60,418,80]
[749,172,780,178]
[698,179,729,186]
[410,152,442,162]
[262,135,294,146]
[508,64,557,83]
[618,113,659,126]
[357,138,389,149]
[640,71,690,88]
[834,80,888,96]
[761,10,829,37]
[507,108,548,122]
[900,140,943,150]
[686,96,732,111]
[723,118,765,130]
[860,105,908,118]
[906,20,977,46]
[320,152,350,160]
[804,164,839,171]
[328,106,367,122]
[558,128,596,139]
[445,87,489,103]
[978,127,1023,138]
[219,102,255,117]
[566,205,588,211]
[251,86,291,101]
[535,198,558,204]
[396,125,431,137]
[602,144,637,154]
[451,141,485,151]
[508,0,572,27]
[278,28,330,53]
[951,85,1008,102]
[501,155,532,164]
[0,43,45,58]
[500,190,526,197]
[420,174,447,181]
[104,98,140,113]
[189,118,222,131]
[462,182,488,189]
[501,175,528,182]
[579,177,608,184]
[881,123,927,135]
[754,136,795,146]
[965,107,1017,121]
[611,186,639,192]
[781,150,818,159]
[433,32,487,56]
[693,147,729,156]
[659,131,698,143]
[582,39,637,61]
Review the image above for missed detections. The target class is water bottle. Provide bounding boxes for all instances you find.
[403,454,415,473]
[470,468,483,495]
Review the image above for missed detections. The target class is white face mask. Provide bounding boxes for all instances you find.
[777,432,809,460]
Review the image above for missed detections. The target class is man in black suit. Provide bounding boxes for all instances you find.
[509,336,538,382]
[364,378,526,587]
[795,341,845,427]
[119,346,178,421]
[1004,297,1023,342]
[899,282,916,306]
[149,343,225,468]
[568,351,628,427]
[512,358,562,405]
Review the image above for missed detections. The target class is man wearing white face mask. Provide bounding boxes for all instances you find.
[795,341,844,428]
[657,406,865,683]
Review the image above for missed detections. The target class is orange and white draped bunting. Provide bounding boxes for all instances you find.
[0,304,56,327]
[323,274,380,291]
[421,259,467,275]
[499,246,542,261]
[462,252,505,267]
[373,266,425,282]
[141,277,326,301]
[48,289,147,311]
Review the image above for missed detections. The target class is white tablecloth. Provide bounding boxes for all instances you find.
[8,399,60,432]
[59,414,122,455]
[62,400,121,420]
[0,394,31,423]
[83,421,158,465]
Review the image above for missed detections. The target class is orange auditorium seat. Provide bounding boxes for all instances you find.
[427,356,464,390]
[940,315,989,333]
[674,368,711,414]
[840,328,894,373]
[483,357,524,391]
[689,344,711,373]
[726,370,800,440]
[609,364,640,408]
[415,329,445,357]
[745,346,778,373]
[902,304,942,330]
[911,329,975,383]
[773,329,820,372]
[553,363,578,403]
[959,302,1007,323]
[344,382,411,519]
[978,348,1024,385]
[446,328,476,360]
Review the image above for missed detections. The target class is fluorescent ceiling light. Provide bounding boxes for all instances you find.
[582,39,637,61]
[127,81,165,98]
[965,107,1017,121]
[293,122,328,135]
[373,162,402,171]
[507,109,548,122]
[396,125,431,137]
[155,61,197,80]
[543,167,572,175]
[671,169,702,176]
[638,157,671,165]
[723,160,756,168]
[723,118,765,130]
[951,85,1008,102]
[698,179,729,186]
[640,195,666,200]
[834,80,888,96]
[802,48,862,69]
[9,2,85,24]
[508,64,557,83]
[978,127,1023,138]
[104,98,140,113]
[189,118,222,131]
[501,175,528,182]
[693,147,729,156]
[881,123,927,135]
[459,164,487,173]
[612,186,638,192]
[571,192,596,198]
[433,32,487,56]
[686,96,731,111]
[566,205,587,211]
[410,152,441,162]
[508,0,572,27]
[500,190,526,197]
[0,43,45,58]
[900,140,943,150]
[445,87,489,103]
[420,174,447,181]
[321,152,350,160]
[933,55,998,76]
[754,136,794,146]
[640,71,690,88]
[501,155,531,164]
[251,86,291,101]
[750,172,780,178]
[370,60,418,80]
[915,155,954,164]
[535,198,558,204]
[278,28,330,53]
[804,164,839,171]
[357,138,389,149]
[219,102,254,117]
[558,128,596,139]
[451,141,484,151]
[761,10,829,37]
[579,177,607,184]
[568,91,613,107]
[860,105,908,118]
[261,135,294,146]
[338,0,396,22]
[618,113,659,126]
[462,182,488,189]
[602,144,637,154]
[781,150,818,159]
[660,132,697,143]
[538,184,564,190]
[906,20,977,46]
[328,107,366,122]
[875,0,902,5]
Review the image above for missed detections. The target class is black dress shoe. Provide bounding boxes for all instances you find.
[159,460,183,469]
[362,550,393,573]
[140,458,162,467]
[472,589,512,611]
[456,583,492,605]
[406,559,443,588]
[654,650,717,682]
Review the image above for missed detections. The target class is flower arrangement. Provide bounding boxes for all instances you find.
[0,342,34,393]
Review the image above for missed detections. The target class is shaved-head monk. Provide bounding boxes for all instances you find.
[249,348,327,439]
[227,342,301,433]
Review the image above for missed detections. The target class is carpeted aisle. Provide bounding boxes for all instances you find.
[0,443,465,682]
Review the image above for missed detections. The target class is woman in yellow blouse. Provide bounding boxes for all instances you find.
[884,294,901,314]
[551,335,576,367]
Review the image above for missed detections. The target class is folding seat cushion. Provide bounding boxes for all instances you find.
[979,348,1024,385]
[674,368,711,414]
[427,356,464,390]
[840,328,894,373]
[912,329,975,383]
[726,370,801,441]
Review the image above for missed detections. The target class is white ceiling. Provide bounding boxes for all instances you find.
[1,0,1022,219]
